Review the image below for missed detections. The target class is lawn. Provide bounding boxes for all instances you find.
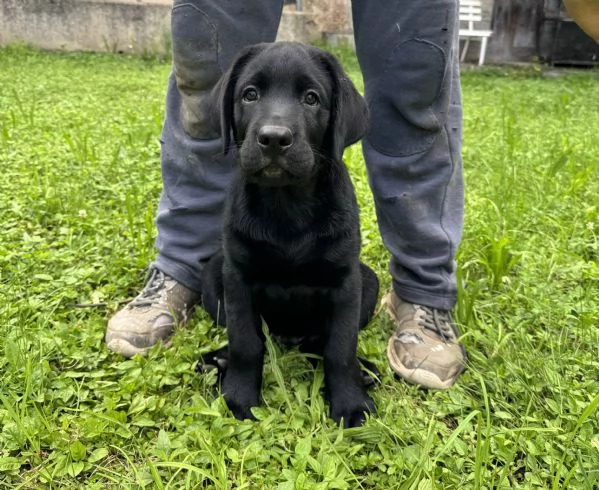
[0,44,597,489]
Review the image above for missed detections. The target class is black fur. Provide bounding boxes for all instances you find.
[199,43,379,428]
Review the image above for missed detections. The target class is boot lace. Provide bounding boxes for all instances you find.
[417,306,457,343]
[129,269,167,308]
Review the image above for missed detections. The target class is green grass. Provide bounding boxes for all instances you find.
[0,44,598,488]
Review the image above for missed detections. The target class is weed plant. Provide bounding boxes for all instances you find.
[0,45,598,488]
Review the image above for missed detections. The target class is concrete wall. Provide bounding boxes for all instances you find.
[277,8,320,43]
[0,0,320,55]
[0,0,173,55]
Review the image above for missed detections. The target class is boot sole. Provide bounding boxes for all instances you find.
[106,337,172,358]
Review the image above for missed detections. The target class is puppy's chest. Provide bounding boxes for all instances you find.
[233,234,350,289]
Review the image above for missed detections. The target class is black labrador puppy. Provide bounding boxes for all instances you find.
[199,42,379,428]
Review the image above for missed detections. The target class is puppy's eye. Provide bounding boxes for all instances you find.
[242,88,259,102]
[304,91,320,106]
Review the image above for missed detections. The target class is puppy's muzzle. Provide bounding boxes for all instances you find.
[257,125,293,156]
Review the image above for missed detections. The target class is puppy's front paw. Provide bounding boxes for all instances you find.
[329,389,376,428]
[224,394,257,421]
[222,375,260,421]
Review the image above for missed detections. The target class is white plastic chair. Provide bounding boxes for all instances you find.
[459,0,493,66]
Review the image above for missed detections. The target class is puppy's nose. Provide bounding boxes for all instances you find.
[257,125,293,152]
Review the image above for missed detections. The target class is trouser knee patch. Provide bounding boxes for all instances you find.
[367,39,447,157]
[172,3,221,139]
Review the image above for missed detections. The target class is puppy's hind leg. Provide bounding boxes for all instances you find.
[359,263,379,329]
[200,252,227,326]
[196,253,229,381]
[356,264,381,386]
[300,338,381,388]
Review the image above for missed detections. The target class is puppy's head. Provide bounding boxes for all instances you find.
[206,42,368,186]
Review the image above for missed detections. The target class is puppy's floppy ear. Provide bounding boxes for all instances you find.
[318,50,369,161]
[203,44,266,154]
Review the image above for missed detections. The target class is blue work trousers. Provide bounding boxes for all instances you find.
[153,0,464,310]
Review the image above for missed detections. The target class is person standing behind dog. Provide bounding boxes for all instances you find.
[106,0,467,390]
